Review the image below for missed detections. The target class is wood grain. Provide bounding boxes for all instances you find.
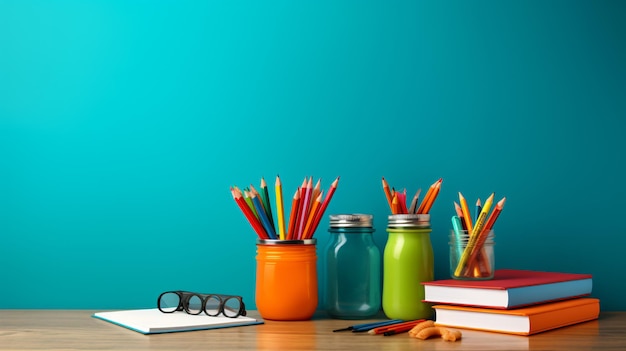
[0,310,620,351]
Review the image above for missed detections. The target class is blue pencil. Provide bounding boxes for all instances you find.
[251,192,277,239]
[451,215,465,258]
[351,319,405,332]
[475,198,482,223]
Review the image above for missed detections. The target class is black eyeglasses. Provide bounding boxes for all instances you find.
[157,291,247,318]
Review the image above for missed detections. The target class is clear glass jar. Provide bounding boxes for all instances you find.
[325,214,381,319]
[450,230,495,280]
[255,239,318,320]
[382,214,434,320]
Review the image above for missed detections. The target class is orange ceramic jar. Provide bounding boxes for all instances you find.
[255,239,318,320]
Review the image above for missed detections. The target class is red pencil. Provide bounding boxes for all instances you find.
[286,188,301,240]
[367,319,425,335]
[383,323,421,336]
[398,189,408,214]
[231,187,269,239]
[307,176,340,239]
[296,177,313,239]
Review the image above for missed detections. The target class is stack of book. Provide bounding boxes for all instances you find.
[422,269,599,335]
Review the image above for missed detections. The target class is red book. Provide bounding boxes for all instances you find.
[433,298,600,336]
[423,269,592,309]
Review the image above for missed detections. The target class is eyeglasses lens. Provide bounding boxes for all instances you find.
[223,297,241,317]
[187,295,203,314]
[204,295,221,316]
[159,292,180,313]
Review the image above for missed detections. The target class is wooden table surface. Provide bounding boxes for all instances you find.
[0,310,623,351]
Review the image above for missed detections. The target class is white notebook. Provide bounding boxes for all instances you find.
[93,308,263,334]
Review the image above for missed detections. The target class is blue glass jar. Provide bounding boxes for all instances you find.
[325,214,381,319]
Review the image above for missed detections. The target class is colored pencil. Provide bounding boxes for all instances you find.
[458,192,473,232]
[233,175,339,241]
[311,178,322,207]
[454,193,494,277]
[408,188,421,214]
[292,178,308,238]
[451,215,465,258]
[286,188,301,240]
[231,187,269,239]
[472,193,494,237]
[420,178,442,214]
[251,190,277,239]
[352,319,405,333]
[296,177,313,239]
[382,177,393,211]
[242,189,258,219]
[391,194,401,214]
[475,198,482,223]
[416,179,438,214]
[382,320,426,336]
[367,319,424,335]
[307,176,340,239]
[453,201,467,230]
[260,178,276,233]
[302,192,323,239]
[398,189,408,214]
[333,319,404,332]
[275,175,286,240]
[483,196,506,232]
[465,197,506,273]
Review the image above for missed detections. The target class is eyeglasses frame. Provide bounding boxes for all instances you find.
[157,290,247,318]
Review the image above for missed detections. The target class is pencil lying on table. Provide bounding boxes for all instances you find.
[367,319,425,335]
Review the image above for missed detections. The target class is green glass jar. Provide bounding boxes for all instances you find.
[382,214,434,320]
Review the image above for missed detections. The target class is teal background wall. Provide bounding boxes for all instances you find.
[1,1,624,311]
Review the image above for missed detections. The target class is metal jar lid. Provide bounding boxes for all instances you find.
[257,239,316,245]
[387,214,430,228]
[329,214,373,228]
